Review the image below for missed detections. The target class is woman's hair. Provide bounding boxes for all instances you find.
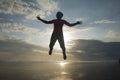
[56,11,63,19]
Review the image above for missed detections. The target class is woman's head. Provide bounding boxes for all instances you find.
[56,11,63,19]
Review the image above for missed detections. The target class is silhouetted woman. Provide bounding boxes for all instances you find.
[37,12,82,60]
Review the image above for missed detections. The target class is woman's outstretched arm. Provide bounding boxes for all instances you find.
[64,20,82,27]
[37,16,53,24]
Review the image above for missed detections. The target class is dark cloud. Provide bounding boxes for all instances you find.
[69,39,120,61]
[0,39,48,61]
[0,39,46,54]
[1,38,120,61]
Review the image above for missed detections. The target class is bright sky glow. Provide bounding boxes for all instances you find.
[0,0,120,62]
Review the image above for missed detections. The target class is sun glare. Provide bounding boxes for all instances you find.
[59,61,68,67]
[64,32,71,43]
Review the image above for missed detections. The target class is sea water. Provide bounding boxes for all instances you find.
[0,61,120,80]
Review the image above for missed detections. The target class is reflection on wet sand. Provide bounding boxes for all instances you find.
[0,61,120,80]
[59,61,68,67]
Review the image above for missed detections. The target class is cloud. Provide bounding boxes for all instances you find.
[1,38,120,62]
[37,0,58,11]
[0,37,71,62]
[63,25,93,34]
[0,22,41,35]
[0,0,59,20]
[75,17,89,22]
[68,39,120,61]
[0,38,48,61]
[105,30,120,42]
[106,30,120,38]
[94,19,117,24]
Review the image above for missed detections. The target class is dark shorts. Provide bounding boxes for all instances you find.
[49,33,65,49]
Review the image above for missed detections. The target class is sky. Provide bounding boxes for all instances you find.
[0,0,120,62]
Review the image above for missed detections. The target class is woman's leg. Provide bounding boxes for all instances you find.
[49,34,57,55]
[58,34,67,60]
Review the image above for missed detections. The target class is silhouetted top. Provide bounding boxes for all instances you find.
[51,19,66,33]
[37,11,81,34]
[44,19,79,33]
